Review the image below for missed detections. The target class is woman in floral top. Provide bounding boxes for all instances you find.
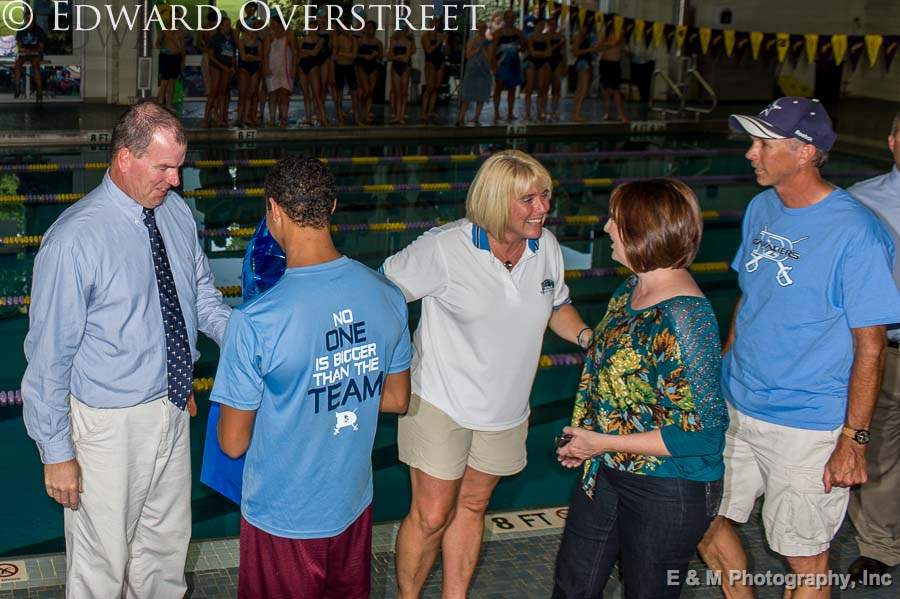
[552,179,729,599]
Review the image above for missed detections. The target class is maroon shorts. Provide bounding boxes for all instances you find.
[237,505,372,599]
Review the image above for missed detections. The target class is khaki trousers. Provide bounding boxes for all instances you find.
[849,345,900,566]
[64,396,191,599]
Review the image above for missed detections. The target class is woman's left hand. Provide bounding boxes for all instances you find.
[557,426,606,468]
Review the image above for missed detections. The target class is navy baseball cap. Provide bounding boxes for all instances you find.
[729,97,836,152]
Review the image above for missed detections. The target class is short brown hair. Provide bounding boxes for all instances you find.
[608,178,702,273]
[111,99,186,159]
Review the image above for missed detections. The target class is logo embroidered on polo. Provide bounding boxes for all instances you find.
[540,279,555,295]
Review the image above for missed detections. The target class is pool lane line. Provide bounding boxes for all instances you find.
[0,261,733,313]
[0,171,877,205]
[0,212,746,249]
[0,148,749,172]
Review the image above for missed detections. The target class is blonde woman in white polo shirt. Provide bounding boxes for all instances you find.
[382,150,593,599]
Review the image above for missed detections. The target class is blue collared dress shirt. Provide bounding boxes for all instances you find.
[22,174,231,464]
[850,165,900,341]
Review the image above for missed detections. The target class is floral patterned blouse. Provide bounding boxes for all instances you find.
[572,277,729,497]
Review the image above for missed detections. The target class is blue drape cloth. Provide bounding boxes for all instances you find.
[199,218,286,504]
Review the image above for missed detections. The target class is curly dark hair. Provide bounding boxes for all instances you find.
[265,156,337,229]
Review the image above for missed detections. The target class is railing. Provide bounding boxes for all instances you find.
[648,56,717,120]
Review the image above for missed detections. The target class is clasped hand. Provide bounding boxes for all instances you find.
[556,426,605,468]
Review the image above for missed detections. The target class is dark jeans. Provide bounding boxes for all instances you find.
[552,465,722,599]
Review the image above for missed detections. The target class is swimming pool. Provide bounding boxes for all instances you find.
[0,133,888,556]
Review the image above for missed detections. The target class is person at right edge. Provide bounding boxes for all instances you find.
[844,112,900,585]
[698,97,900,598]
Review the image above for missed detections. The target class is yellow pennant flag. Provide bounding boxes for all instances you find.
[613,15,624,40]
[675,25,688,49]
[634,19,646,45]
[578,7,586,27]
[865,34,883,68]
[750,31,764,60]
[652,21,664,49]
[699,27,711,54]
[632,19,647,43]
[831,34,848,65]
[776,32,790,63]
[724,29,735,56]
[805,33,819,64]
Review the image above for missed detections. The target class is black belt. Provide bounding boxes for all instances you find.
[889,340,899,349]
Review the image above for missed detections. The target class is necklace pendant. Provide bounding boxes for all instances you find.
[503,260,513,270]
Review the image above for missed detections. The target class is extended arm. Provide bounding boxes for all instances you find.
[548,303,592,348]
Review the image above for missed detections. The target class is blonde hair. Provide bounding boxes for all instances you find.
[465,150,553,240]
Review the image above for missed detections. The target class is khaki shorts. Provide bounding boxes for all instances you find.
[719,403,849,557]
[397,394,528,480]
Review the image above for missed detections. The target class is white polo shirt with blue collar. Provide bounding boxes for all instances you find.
[381,218,571,431]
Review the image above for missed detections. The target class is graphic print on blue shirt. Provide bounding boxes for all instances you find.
[310,307,387,435]
[743,225,808,287]
[209,257,412,539]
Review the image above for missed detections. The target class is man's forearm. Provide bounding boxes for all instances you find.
[846,326,886,430]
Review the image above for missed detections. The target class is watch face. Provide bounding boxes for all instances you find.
[854,430,871,444]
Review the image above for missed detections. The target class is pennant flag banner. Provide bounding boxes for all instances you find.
[865,34,883,68]
[776,32,790,63]
[805,33,819,64]
[831,34,848,65]
[734,31,750,62]
[750,31,764,60]
[633,19,645,45]
[789,34,805,67]
[724,29,735,57]
[763,34,778,63]
[700,26,711,54]
[884,35,899,71]
[848,35,865,71]
[652,20,665,49]
[675,24,688,49]
[566,10,900,70]
[664,24,676,51]
[613,14,624,39]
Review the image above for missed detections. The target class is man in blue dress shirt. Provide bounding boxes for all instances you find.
[21,100,231,598]
[845,113,900,585]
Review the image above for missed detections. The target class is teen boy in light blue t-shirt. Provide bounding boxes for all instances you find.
[211,157,412,599]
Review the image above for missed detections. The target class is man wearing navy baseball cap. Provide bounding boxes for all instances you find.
[697,97,900,598]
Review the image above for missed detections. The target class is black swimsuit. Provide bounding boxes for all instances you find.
[299,39,319,74]
[425,37,445,68]
[530,40,548,70]
[238,40,260,75]
[356,42,380,75]
[391,44,408,76]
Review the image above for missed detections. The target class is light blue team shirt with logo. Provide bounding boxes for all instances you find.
[722,187,900,430]
[210,256,412,539]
